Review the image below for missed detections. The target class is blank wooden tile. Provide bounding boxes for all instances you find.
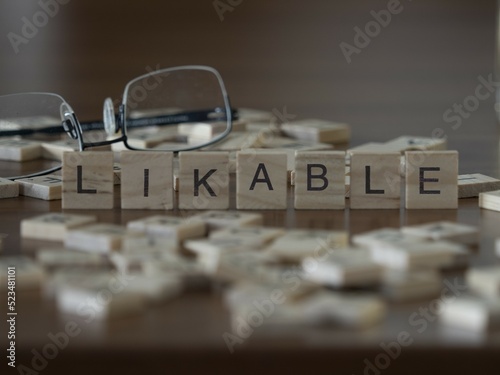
[190,210,263,230]
[0,138,42,161]
[350,152,401,209]
[459,173,500,198]
[17,174,62,200]
[265,229,349,263]
[381,269,441,301]
[405,151,458,209]
[441,296,500,332]
[210,226,285,246]
[479,190,500,212]
[236,150,287,209]
[0,178,19,199]
[65,223,129,253]
[281,119,350,144]
[62,151,114,209]
[120,151,173,210]
[0,256,45,291]
[179,151,230,210]
[294,151,345,209]
[401,221,478,246]
[41,139,79,161]
[302,248,383,288]
[20,213,97,241]
[126,215,206,243]
[467,266,500,298]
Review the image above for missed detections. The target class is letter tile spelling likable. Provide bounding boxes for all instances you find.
[62,151,114,209]
[236,150,287,209]
[405,151,458,209]
[179,151,229,210]
[294,151,345,209]
[120,151,173,210]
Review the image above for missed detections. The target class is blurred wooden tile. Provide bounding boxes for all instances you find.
[41,139,79,161]
[281,119,350,144]
[20,213,97,241]
[479,190,500,212]
[236,150,287,209]
[237,108,274,123]
[62,151,114,209]
[405,151,458,209]
[207,131,265,151]
[302,248,383,288]
[381,270,441,301]
[190,210,263,230]
[0,178,19,199]
[126,127,181,148]
[441,296,500,332]
[17,174,62,200]
[350,152,401,209]
[0,138,42,161]
[294,150,346,209]
[127,215,206,243]
[121,273,182,304]
[210,226,285,246]
[179,121,246,143]
[179,151,229,210]
[37,248,107,268]
[65,223,129,253]
[0,256,44,291]
[459,173,500,198]
[401,221,478,246]
[467,266,500,299]
[120,151,173,210]
[265,229,349,263]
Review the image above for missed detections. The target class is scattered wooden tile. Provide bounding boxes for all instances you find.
[126,126,181,148]
[237,108,275,123]
[126,215,206,243]
[37,248,107,268]
[17,174,62,200]
[281,119,350,144]
[405,151,458,209]
[190,211,263,230]
[441,296,500,332]
[122,273,182,304]
[294,150,346,209]
[467,266,500,299]
[479,190,500,212]
[41,139,79,161]
[121,233,178,254]
[0,138,42,161]
[62,151,114,209]
[265,229,349,263]
[381,269,441,301]
[178,151,230,210]
[65,223,129,253]
[210,226,285,246]
[236,150,287,210]
[120,151,173,210]
[0,256,44,290]
[383,136,447,152]
[20,213,97,241]
[0,178,19,199]
[207,132,265,151]
[350,152,401,209]
[458,174,500,198]
[302,248,383,288]
[401,221,478,246]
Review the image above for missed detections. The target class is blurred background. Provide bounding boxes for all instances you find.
[0,0,497,170]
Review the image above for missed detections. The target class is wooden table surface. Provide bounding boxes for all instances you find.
[1,0,500,374]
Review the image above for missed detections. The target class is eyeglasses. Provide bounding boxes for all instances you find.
[0,65,235,180]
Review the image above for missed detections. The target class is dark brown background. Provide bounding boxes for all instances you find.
[1,1,500,374]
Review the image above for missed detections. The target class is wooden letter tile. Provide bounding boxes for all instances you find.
[21,213,97,241]
[350,152,401,209]
[179,151,230,210]
[41,139,79,161]
[126,215,206,243]
[17,174,62,200]
[65,223,129,253]
[479,190,500,212]
[190,210,263,230]
[405,151,458,209]
[401,221,478,246]
[281,119,350,144]
[294,151,345,209]
[0,138,42,161]
[120,151,173,210]
[62,151,114,209]
[0,178,19,199]
[236,150,287,209]
[458,173,500,198]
